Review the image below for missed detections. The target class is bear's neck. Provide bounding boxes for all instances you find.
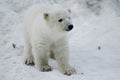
[47,28,67,41]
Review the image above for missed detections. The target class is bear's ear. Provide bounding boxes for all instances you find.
[43,13,49,20]
[68,9,71,13]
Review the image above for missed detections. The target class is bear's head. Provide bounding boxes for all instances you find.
[43,9,73,32]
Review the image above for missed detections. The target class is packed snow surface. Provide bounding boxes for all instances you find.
[0,0,120,80]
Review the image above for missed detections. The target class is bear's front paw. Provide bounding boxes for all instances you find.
[62,66,76,76]
[24,57,34,66]
[40,65,52,72]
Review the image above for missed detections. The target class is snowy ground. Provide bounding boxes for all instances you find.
[0,0,120,80]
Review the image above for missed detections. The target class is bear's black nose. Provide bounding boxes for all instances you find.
[68,25,73,31]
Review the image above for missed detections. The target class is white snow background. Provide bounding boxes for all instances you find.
[0,0,120,80]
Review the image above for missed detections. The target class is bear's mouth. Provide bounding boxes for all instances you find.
[65,29,72,31]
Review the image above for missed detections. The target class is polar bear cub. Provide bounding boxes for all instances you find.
[23,4,76,76]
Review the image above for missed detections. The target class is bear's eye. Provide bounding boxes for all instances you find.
[58,19,63,22]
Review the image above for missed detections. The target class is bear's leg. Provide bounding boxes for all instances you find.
[54,46,76,76]
[33,47,52,72]
[24,40,34,66]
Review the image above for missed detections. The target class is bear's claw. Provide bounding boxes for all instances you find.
[25,60,34,66]
[40,65,52,72]
[63,66,76,76]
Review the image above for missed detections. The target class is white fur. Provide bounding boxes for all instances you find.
[23,4,76,75]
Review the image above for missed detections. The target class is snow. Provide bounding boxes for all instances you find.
[0,0,120,80]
